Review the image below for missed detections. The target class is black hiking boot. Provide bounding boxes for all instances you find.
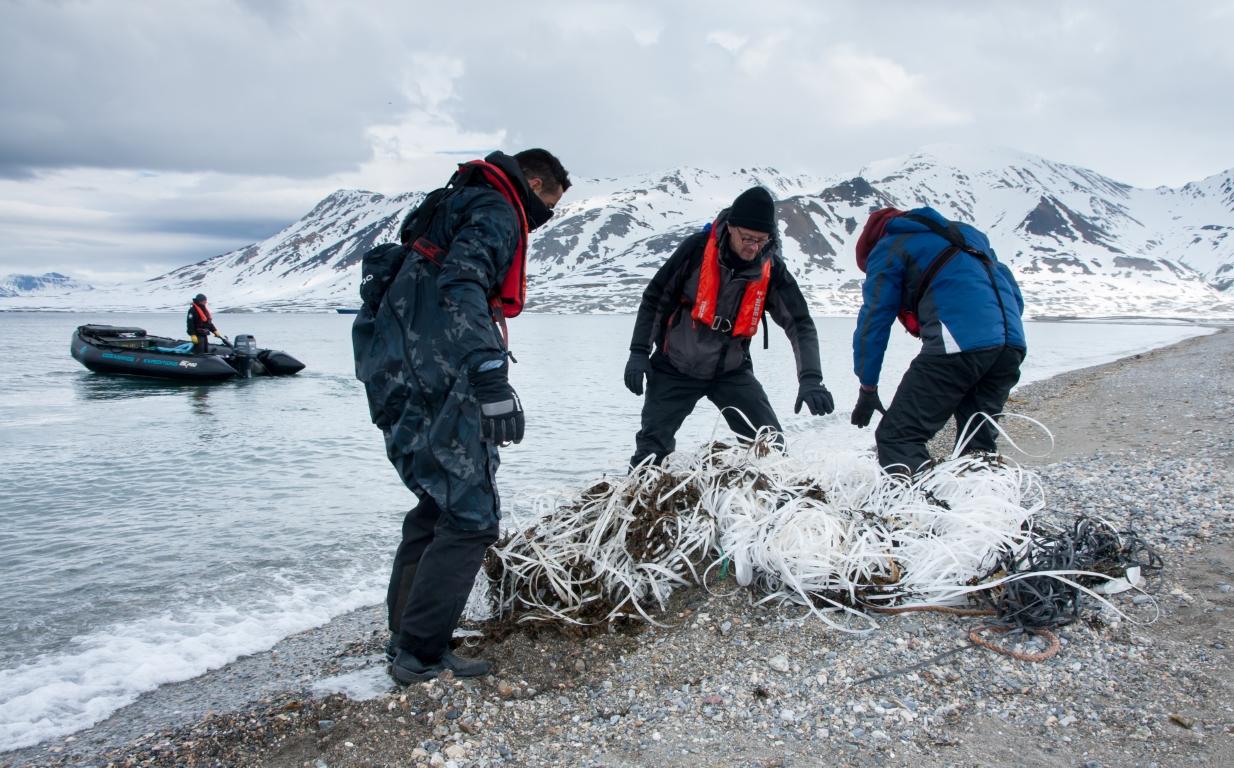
[390,650,492,685]
[440,651,492,678]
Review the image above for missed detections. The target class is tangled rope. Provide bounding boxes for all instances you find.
[483,463,716,627]
[487,431,1043,628]
[980,515,1163,631]
[482,416,1159,664]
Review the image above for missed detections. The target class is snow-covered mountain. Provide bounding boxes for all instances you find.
[0,272,91,298]
[3,145,1232,318]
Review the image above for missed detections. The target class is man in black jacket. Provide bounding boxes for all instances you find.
[353,149,570,684]
[186,293,220,353]
[624,186,834,467]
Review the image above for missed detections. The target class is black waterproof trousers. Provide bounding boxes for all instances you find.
[386,495,499,664]
[876,345,1025,472]
[191,334,209,354]
[630,359,782,467]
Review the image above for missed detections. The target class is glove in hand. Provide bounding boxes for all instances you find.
[624,352,650,396]
[794,378,835,416]
[850,387,886,428]
[471,364,525,445]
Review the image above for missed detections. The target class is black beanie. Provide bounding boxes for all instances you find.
[727,186,776,233]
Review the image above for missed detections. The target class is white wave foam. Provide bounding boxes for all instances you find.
[0,576,382,752]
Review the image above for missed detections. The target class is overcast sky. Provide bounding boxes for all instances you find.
[1,0,1231,282]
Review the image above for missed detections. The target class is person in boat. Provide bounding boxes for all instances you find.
[850,206,1027,473]
[623,186,834,468]
[186,293,221,353]
[353,148,570,685]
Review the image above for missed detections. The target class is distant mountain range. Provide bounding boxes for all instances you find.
[2,144,1232,317]
[0,272,91,298]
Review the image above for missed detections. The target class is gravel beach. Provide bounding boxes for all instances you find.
[10,328,1233,768]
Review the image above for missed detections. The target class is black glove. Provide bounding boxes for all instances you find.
[850,387,887,428]
[624,352,650,396]
[471,364,525,445]
[794,377,835,415]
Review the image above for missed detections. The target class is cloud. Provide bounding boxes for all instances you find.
[797,46,970,127]
[706,31,748,54]
[127,216,289,241]
[0,0,406,176]
[549,3,664,46]
[0,0,1231,281]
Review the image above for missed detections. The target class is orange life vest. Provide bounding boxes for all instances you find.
[691,224,772,338]
[191,301,211,323]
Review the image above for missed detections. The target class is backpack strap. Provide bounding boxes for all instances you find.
[907,245,960,318]
[900,213,989,259]
[901,212,992,312]
[896,213,993,336]
[398,164,480,247]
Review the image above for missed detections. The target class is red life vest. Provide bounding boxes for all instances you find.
[191,301,211,324]
[452,160,530,320]
[691,223,772,338]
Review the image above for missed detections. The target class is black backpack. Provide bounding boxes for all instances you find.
[358,164,482,310]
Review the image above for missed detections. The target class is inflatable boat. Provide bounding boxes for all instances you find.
[71,325,305,381]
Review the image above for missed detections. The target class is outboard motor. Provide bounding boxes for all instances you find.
[230,334,259,378]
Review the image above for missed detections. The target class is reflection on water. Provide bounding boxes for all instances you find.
[73,373,226,402]
[189,385,213,418]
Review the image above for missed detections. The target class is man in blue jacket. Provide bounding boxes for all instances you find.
[850,206,1026,473]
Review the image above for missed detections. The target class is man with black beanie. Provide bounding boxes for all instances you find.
[624,185,833,467]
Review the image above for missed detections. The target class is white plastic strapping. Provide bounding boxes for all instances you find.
[486,430,1046,631]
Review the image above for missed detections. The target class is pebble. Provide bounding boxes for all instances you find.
[767,655,790,673]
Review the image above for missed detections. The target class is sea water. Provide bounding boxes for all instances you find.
[0,312,1212,750]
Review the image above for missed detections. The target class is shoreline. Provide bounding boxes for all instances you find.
[8,329,1234,767]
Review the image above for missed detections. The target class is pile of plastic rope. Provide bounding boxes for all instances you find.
[484,430,1085,631]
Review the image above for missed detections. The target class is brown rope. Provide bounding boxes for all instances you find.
[967,624,1061,662]
[866,605,1062,666]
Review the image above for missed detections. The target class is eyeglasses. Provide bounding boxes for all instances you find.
[729,226,771,248]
